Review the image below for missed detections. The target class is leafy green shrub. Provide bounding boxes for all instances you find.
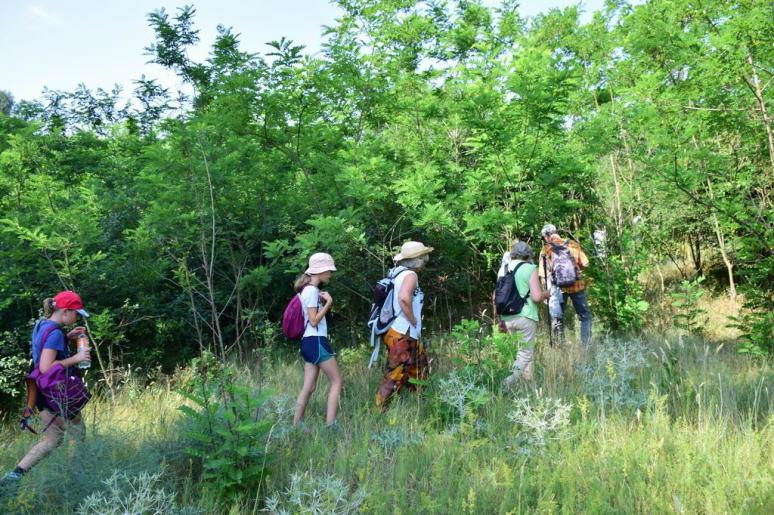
[179,355,275,502]
[588,255,650,331]
[0,329,29,418]
[0,354,28,400]
[670,277,708,335]
[449,319,517,389]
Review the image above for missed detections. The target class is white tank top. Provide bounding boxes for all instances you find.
[389,269,423,339]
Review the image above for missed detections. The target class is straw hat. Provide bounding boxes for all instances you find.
[305,253,337,274]
[393,241,434,262]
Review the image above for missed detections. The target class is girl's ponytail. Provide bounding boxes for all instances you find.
[43,298,56,318]
[294,273,312,292]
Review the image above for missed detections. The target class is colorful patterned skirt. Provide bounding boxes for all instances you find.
[375,327,429,407]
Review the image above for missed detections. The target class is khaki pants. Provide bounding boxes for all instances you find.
[503,317,537,385]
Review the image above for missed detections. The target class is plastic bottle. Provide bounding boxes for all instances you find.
[77,333,91,369]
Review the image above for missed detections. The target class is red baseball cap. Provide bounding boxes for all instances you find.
[52,291,90,317]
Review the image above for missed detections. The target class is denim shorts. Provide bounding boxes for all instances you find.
[300,336,334,365]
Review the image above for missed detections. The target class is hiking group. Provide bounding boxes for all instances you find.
[2,223,592,484]
[286,222,591,426]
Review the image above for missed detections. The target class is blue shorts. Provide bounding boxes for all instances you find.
[300,336,335,365]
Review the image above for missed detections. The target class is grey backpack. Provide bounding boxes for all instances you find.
[367,267,409,367]
[550,240,579,287]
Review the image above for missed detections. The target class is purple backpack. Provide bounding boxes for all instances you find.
[281,286,310,340]
[27,323,91,420]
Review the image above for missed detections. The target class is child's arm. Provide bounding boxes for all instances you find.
[38,347,90,374]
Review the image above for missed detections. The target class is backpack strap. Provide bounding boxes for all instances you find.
[368,267,412,369]
[22,321,65,434]
[511,261,531,301]
[389,266,410,281]
[33,322,65,363]
[297,284,315,333]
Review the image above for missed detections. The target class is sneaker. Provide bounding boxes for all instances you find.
[293,421,312,434]
[1,470,22,483]
[0,470,23,494]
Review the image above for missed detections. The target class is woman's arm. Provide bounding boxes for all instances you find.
[38,347,89,374]
[529,270,550,303]
[398,272,418,327]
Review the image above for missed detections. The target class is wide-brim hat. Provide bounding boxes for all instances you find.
[305,252,337,275]
[393,241,434,262]
[52,290,90,317]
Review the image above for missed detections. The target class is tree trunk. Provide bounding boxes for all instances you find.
[707,180,737,302]
[746,51,774,178]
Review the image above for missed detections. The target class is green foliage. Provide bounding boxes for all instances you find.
[0,329,30,417]
[0,0,771,420]
[0,353,27,399]
[733,252,774,355]
[178,353,274,502]
[449,319,517,389]
[670,277,708,335]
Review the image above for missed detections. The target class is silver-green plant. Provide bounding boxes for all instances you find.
[507,396,572,456]
[437,370,489,421]
[581,338,649,410]
[262,471,366,514]
[76,470,197,515]
[370,428,425,459]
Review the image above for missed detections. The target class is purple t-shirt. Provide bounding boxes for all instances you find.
[31,320,68,367]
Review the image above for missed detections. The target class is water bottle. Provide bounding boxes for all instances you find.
[77,333,91,369]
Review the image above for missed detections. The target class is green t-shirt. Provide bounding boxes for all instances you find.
[499,259,539,322]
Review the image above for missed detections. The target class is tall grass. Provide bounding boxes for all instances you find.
[1,331,772,513]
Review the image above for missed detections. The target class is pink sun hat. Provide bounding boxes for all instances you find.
[305,253,337,275]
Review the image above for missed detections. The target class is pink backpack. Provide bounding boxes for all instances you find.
[281,286,310,340]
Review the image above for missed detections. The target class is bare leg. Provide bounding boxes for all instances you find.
[318,358,343,425]
[293,363,319,424]
[17,411,70,471]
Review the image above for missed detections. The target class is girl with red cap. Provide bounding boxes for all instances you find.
[1,290,91,484]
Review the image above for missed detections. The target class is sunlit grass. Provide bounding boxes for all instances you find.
[2,332,772,514]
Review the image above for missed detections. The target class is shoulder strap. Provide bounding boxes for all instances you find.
[389,266,409,280]
[34,321,65,360]
[512,262,531,299]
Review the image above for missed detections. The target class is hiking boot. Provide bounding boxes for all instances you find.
[522,360,534,381]
[502,370,521,391]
